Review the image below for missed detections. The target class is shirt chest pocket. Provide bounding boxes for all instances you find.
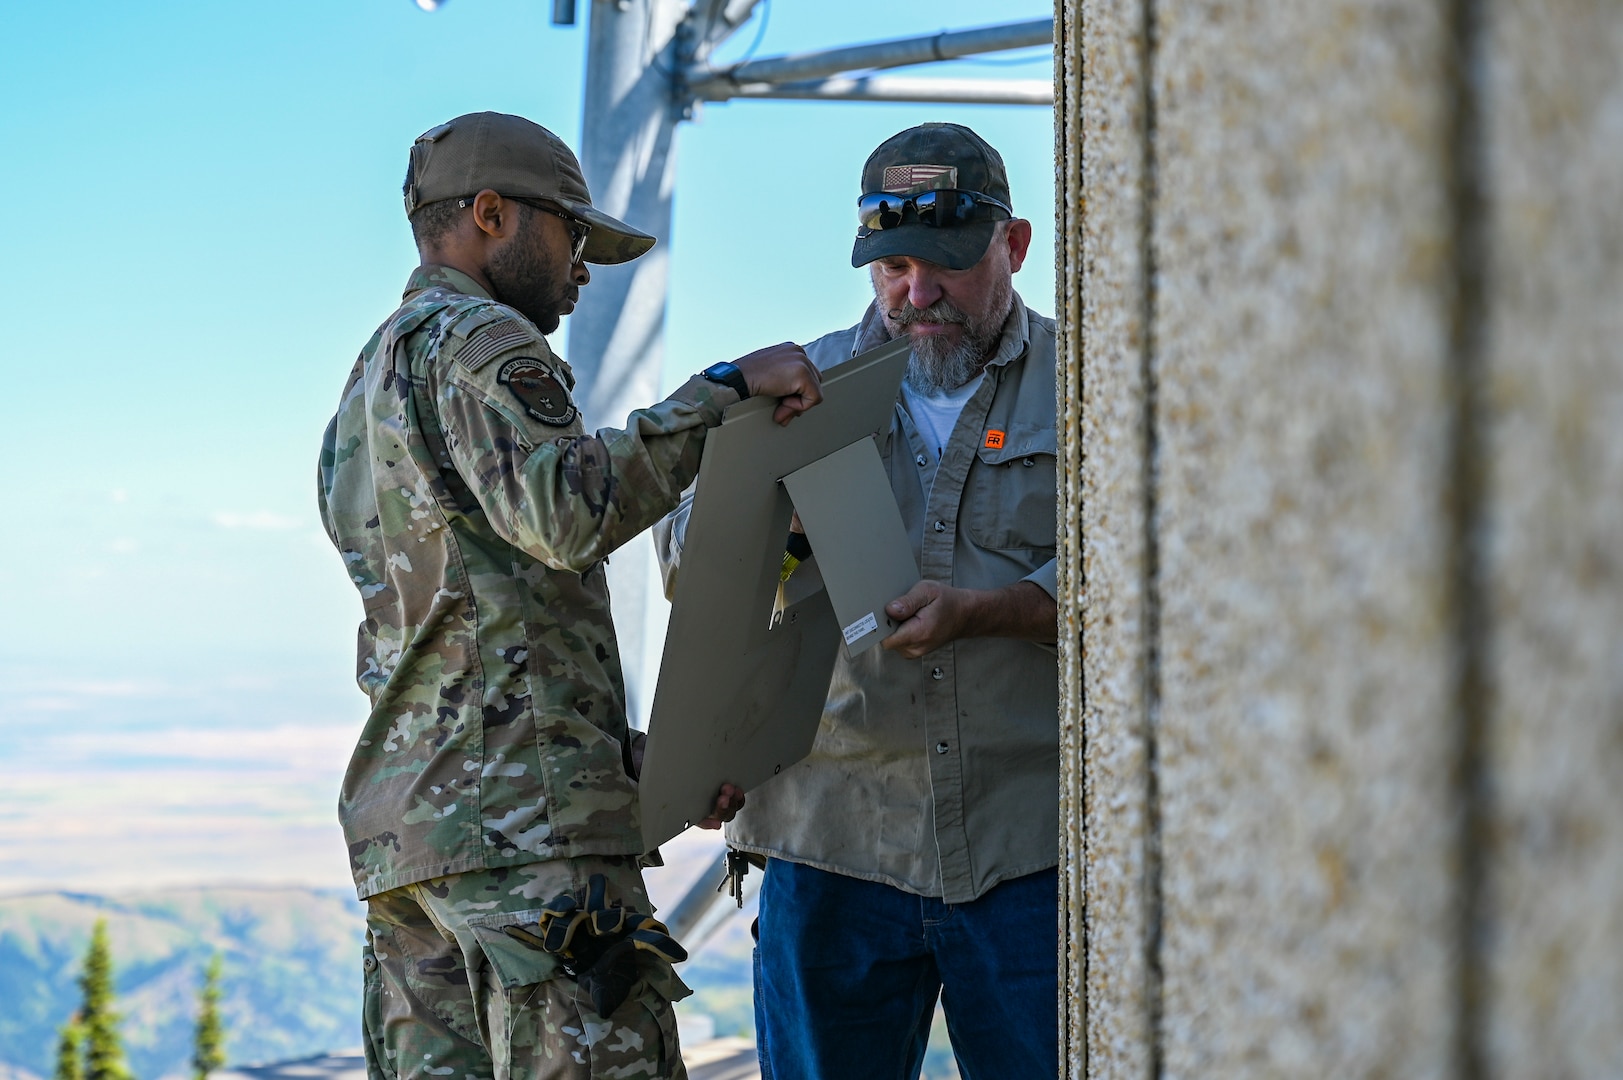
[963,428,1058,553]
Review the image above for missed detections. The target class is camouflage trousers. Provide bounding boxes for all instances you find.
[362,856,691,1080]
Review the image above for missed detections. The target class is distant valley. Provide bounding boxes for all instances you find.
[0,887,365,1080]
[0,881,762,1080]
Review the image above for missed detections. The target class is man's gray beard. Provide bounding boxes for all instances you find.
[905,327,990,395]
[883,276,1013,395]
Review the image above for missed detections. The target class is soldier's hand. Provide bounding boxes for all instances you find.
[697,782,746,829]
[732,342,822,426]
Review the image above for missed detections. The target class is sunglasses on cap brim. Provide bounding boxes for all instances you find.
[856,188,1012,234]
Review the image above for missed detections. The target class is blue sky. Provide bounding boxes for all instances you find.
[0,0,1054,893]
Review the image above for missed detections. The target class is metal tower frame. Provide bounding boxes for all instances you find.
[420,0,1053,726]
[571,0,1052,726]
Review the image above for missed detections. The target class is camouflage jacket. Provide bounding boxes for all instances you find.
[318,265,740,899]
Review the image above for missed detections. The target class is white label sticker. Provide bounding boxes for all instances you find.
[842,611,880,645]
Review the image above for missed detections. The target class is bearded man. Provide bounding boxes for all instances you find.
[654,123,1059,1079]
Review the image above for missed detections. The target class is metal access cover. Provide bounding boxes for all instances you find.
[637,337,911,851]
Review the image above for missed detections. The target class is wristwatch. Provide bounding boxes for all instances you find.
[699,360,750,399]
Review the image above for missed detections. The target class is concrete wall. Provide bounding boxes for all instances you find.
[1481,4,1623,1073]
[1055,1,1623,1076]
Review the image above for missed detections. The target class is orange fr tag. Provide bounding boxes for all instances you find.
[983,429,1006,450]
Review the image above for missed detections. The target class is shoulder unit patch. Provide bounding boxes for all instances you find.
[498,357,578,427]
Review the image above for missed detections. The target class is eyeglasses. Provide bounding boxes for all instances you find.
[512,198,592,264]
[856,188,1013,233]
[458,194,593,264]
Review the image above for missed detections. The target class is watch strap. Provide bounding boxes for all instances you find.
[700,361,750,399]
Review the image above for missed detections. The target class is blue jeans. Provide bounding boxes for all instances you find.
[753,859,1058,1080]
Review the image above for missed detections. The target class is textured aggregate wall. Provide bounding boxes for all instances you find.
[1054,5,1089,1071]
[1057,0,1155,1075]
[1151,1,1459,1074]
[1481,2,1623,1073]
[1056,0,1623,1075]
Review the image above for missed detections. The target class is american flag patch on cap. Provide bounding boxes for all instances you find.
[882,164,958,194]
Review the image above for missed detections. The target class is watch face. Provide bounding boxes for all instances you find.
[703,362,746,395]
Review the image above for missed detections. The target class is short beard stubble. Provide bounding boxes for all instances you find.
[487,205,571,334]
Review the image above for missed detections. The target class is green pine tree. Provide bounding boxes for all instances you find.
[191,954,227,1080]
[78,919,131,1080]
[53,1018,83,1080]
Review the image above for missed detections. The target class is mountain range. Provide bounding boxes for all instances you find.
[0,887,365,1080]
[0,883,772,1080]
[0,884,957,1080]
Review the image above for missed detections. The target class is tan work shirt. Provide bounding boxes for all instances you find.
[655,295,1058,903]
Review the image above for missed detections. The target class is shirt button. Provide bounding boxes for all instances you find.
[1023,456,1035,467]
[363,954,378,973]
[935,741,950,754]
[931,667,944,680]
[933,520,946,532]
[916,454,927,467]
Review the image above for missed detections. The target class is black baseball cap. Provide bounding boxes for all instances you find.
[850,123,1013,271]
[403,112,656,265]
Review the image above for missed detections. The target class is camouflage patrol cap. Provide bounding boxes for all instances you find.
[404,112,655,265]
[851,122,1013,272]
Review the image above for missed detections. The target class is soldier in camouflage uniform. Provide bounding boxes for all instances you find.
[318,111,822,1080]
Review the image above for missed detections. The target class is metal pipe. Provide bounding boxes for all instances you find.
[718,0,758,28]
[684,17,1052,94]
[662,850,730,942]
[687,0,761,41]
[702,75,1054,106]
[569,0,688,726]
[661,850,762,954]
[551,0,576,26]
[679,0,761,68]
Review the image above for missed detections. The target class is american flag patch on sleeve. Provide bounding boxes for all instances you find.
[456,316,538,373]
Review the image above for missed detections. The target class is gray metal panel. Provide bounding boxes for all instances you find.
[781,437,919,657]
[638,338,910,850]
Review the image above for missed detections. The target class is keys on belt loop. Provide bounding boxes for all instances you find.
[718,849,752,909]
